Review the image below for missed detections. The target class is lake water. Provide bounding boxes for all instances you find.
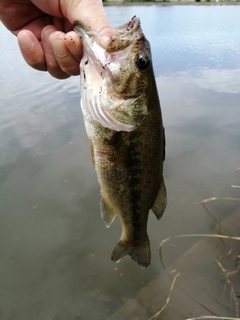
[1,4,240,320]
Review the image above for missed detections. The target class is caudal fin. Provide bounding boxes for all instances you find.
[111,239,151,268]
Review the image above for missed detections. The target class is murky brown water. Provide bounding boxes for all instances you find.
[1,5,240,320]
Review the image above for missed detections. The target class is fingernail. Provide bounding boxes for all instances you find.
[53,45,68,58]
[51,35,68,58]
[43,29,55,52]
[18,31,34,51]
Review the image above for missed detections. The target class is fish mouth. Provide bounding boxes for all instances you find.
[74,16,141,53]
[74,17,144,132]
[73,16,143,80]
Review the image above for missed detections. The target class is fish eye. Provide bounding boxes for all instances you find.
[136,53,151,71]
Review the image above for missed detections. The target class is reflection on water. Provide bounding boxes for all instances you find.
[1,5,240,320]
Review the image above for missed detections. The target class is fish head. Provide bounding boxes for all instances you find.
[74,16,154,132]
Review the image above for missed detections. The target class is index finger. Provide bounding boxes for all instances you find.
[62,0,114,37]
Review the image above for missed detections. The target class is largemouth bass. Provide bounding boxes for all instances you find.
[74,16,166,268]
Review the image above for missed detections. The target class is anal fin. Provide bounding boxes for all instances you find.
[151,178,167,220]
[100,197,116,228]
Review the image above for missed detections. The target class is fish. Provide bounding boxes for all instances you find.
[74,16,166,268]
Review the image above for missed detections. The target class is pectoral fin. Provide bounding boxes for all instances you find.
[100,197,116,228]
[151,179,167,220]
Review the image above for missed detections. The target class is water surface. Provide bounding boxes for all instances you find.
[1,5,240,319]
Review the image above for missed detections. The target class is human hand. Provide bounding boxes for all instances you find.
[0,0,113,79]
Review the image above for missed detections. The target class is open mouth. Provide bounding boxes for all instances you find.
[73,16,142,53]
[74,17,144,132]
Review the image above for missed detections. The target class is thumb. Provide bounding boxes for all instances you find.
[63,0,114,37]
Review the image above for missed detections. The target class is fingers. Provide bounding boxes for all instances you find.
[17,26,82,79]
[48,30,82,78]
[63,31,83,61]
[64,0,114,37]
[17,30,46,71]
[15,0,112,79]
[41,27,70,79]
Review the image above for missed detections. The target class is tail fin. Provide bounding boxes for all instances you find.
[111,239,151,268]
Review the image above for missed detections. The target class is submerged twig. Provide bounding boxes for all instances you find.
[201,197,223,231]
[148,273,180,320]
[158,172,240,319]
[215,260,239,318]
[159,233,240,251]
[202,197,240,233]
[202,197,240,204]
[158,241,217,315]
[159,233,240,317]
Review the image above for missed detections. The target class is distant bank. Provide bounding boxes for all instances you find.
[103,0,240,4]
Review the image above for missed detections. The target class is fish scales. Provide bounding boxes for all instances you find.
[74,16,167,268]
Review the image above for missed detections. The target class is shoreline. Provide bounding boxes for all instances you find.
[104,1,240,5]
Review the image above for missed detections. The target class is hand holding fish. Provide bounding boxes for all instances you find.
[0,0,113,79]
[1,0,167,267]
